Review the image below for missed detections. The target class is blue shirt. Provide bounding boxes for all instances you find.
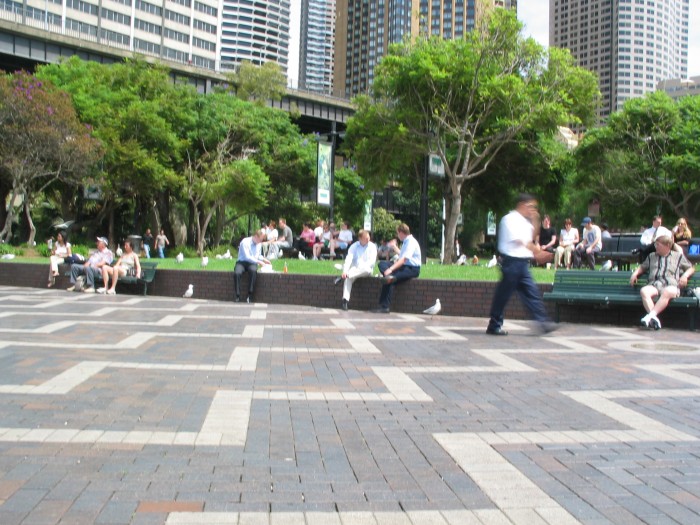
[238,236,262,264]
[399,234,422,267]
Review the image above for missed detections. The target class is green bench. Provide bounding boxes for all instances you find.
[543,270,700,330]
[118,261,158,296]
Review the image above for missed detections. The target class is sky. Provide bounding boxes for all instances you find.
[518,0,700,76]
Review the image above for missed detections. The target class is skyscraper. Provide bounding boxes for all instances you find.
[219,0,291,74]
[333,0,509,98]
[298,0,335,93]
[550,0,689,119]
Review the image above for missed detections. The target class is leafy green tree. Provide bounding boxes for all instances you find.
[0,71,102,244]
[333,167,372,228]
[227,61,287,104]
[344,8,599,262]
[371,207,400,243]
[575,92,700,228]
[37,57,194,242]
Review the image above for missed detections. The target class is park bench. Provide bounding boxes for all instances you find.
[117,260,158,296]
[543,270,700,330]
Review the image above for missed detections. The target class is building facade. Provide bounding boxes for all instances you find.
[298,0,335,94]
[333,0,510,98]
[550,0,689,119]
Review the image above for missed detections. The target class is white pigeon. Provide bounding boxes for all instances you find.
[183,284,193,298]
[298,251,306,260]
[201,256,209,268]
[116,244,123,257]
[334,263,343,270]
[222,249,232,259]
[423,298,441,315]
[175,252,184,263]
[456,254,467,266]
[216,253,223,259]
[487,255,498,268]
[600,259,613,271]
[1,253,15,260]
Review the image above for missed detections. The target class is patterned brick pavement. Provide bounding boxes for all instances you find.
[0,285,699,524]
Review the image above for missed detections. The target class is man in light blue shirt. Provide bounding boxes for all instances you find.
[373,223,421,313]
[235,229,270,303]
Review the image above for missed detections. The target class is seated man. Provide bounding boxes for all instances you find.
[234,228,271,303]
[573,217,601,270]
[373,223,421,314]
[330,221,353,258]
[336,230,377,311]
[271,217,293,258]
[377,238,400,262]
[629,235,694,330]
[636,215,674,261]
[68,237,114,293]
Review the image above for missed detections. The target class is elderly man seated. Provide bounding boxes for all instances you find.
[629,235,695,330]
[67,237,114,293]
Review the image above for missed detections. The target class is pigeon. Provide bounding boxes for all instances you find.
[600,260,613,271]
[175,252,184,263]
[456,254,467,266]
[183,284,193,298]
[1,253,15,260]
[487,255,498,268]
[298,251,306,260]
[471,255,479,266]
[116,244,123,257]
[423,298,441,316]
[201,256,209,268]
[215,254,223,259]
[222,249,232,259]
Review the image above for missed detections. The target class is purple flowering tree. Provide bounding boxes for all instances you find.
[0,71,102,245]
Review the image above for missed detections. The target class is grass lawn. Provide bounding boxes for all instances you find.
[2,255,560,283]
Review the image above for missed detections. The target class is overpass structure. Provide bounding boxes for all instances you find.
[0,15,354,135]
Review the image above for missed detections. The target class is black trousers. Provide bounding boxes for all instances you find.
[234,261,258,298]
[377,261,420,309]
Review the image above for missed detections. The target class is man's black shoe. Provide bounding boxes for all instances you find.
[381,275,396,284]
[341,299,348,311]
[246,296,252,304]
[371,307,390,314]
[486,327,508,336]
[334,277,342,286]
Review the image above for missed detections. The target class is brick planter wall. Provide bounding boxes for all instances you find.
[1,262,695,329]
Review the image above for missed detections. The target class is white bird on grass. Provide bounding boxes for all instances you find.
[456,254,467,266]
[487,255,498,268]
[115,244,123,257]
[600,260,613,271]
[183,284,193,298]
[423,298,441,316]
[334,263,343,270]
[201,256,209,268]
[1,253,15,260]
[222,249,232,259]
[298,251,306,260]
[175,252,184,263]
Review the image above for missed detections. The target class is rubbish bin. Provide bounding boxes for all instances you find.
[127,235,142,255]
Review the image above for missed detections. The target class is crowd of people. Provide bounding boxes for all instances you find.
[47,207,696,331]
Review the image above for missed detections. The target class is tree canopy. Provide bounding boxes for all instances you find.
[575,91,700,228]
[344,8,599,262]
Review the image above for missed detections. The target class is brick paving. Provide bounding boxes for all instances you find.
[0,285,699,524]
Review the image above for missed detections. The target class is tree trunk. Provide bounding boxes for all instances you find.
[24,196,36,247]
[442,183,464,264]
[214,203,224,247]
[0,186,21,243]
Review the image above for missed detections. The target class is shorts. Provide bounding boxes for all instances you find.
[649,280,679,296]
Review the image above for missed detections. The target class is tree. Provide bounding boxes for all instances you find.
[0,71,102,244]
[344,8,599,262]
[575,92,700,228]
[227,61,287,104]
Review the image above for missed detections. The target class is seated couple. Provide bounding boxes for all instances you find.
[97,240,141,295]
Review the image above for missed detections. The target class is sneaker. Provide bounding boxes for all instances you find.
[649,316,661,330]
[106,289,116,295]
[83,287,95,293]
[96,287,106,294]
[639,317,650,329]
[66,285,75,292]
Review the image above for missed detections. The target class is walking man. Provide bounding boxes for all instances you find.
[486,193,557,335]
[234,229,271,303]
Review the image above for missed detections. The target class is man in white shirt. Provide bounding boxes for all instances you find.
[235,229,271,303]
[336,230,377,311]
[486,194,556,335]
[372,223,421,313]
[636,215,674,260]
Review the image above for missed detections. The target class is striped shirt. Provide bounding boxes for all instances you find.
[639,251,692,288]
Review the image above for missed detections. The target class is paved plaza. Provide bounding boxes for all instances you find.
[0,285,700,524]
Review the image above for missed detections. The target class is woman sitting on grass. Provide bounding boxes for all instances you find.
[98,240,141,295]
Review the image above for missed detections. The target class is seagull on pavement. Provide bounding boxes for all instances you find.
[423,298,441,316]
[175,252,184,263]
[183,284,193,298]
